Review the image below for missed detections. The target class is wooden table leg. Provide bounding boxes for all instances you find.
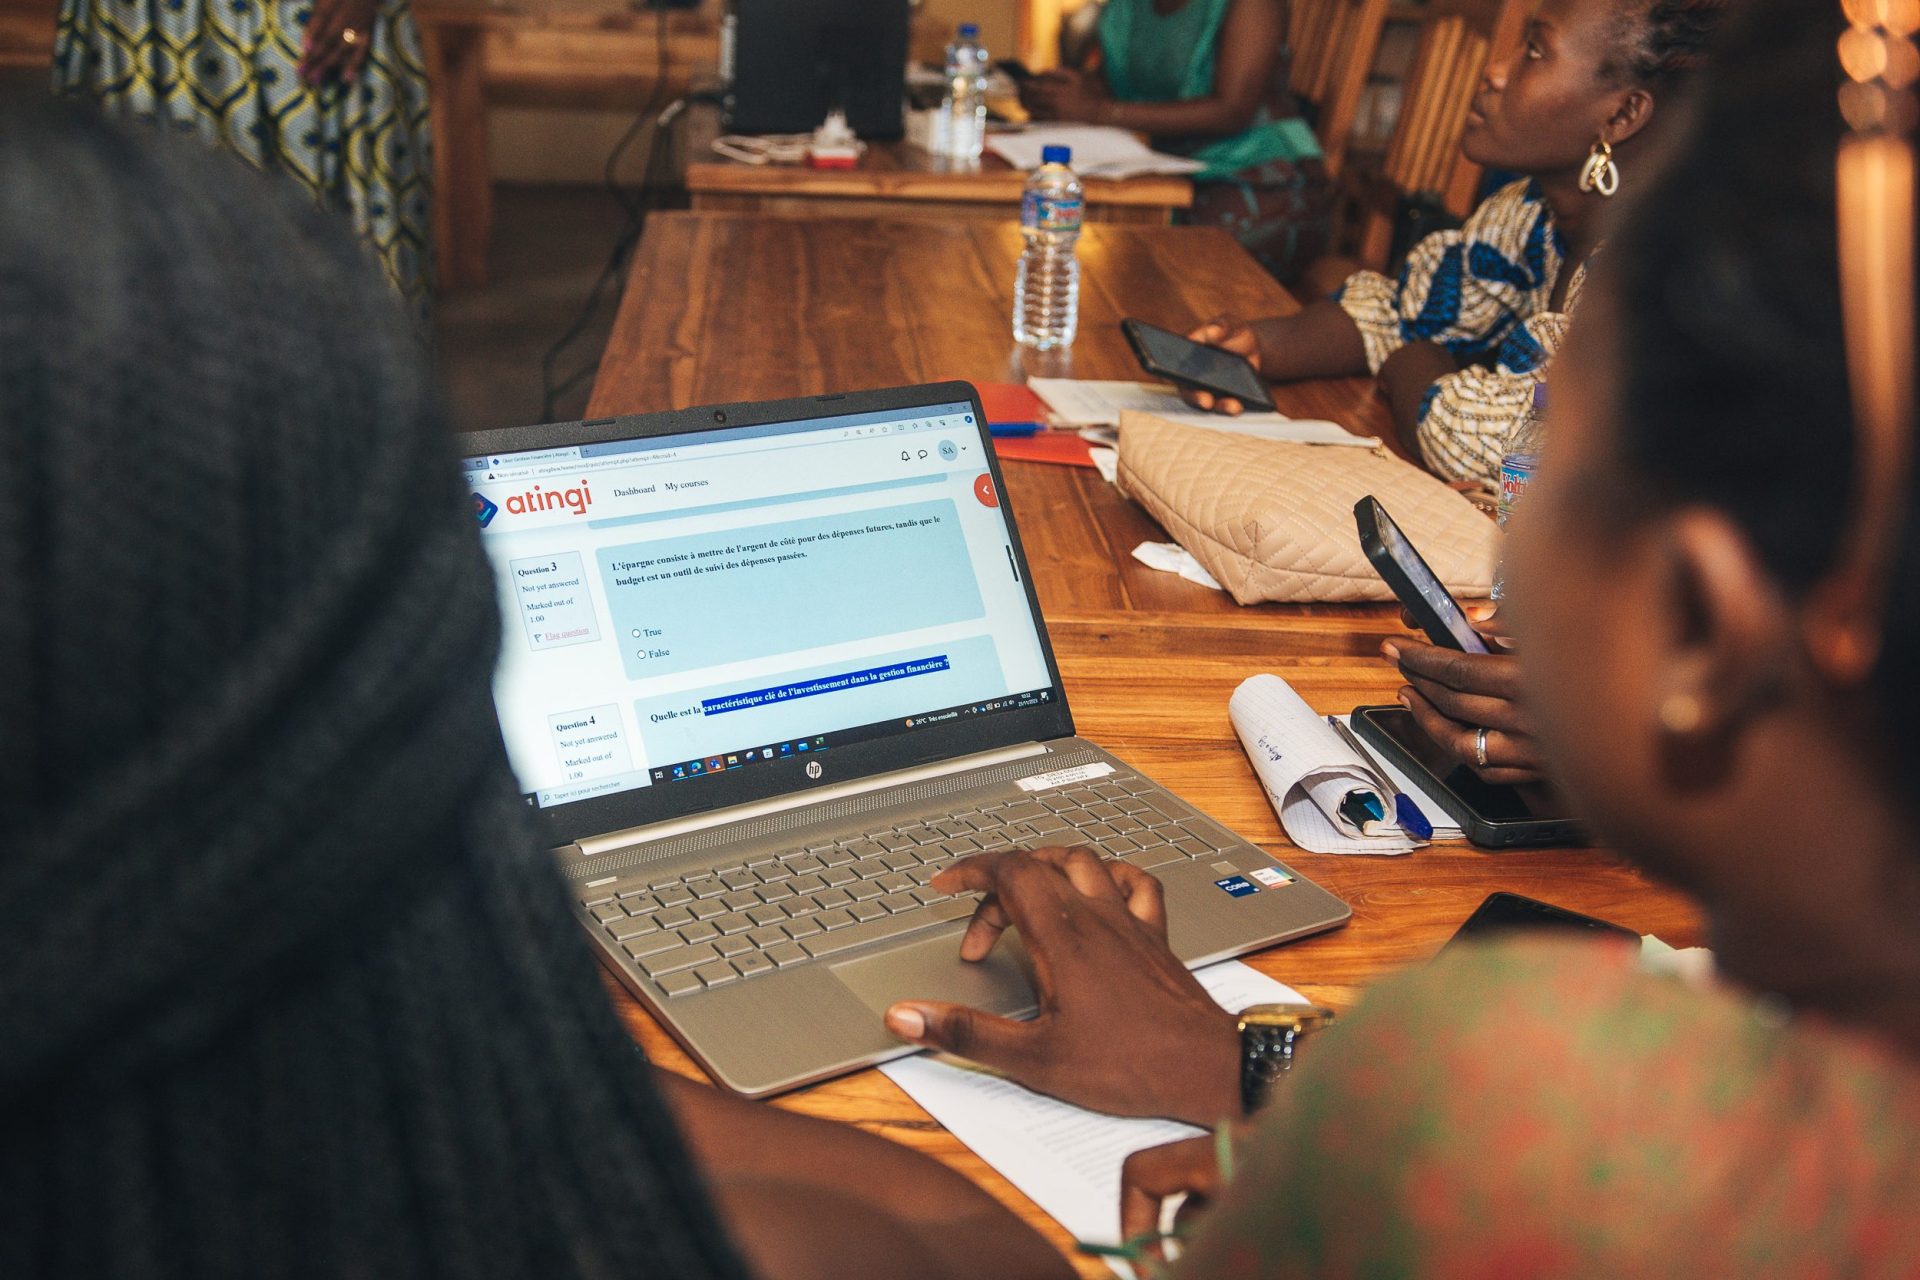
[421,19,490,291]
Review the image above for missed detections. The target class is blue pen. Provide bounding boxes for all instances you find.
[1327,715,1434,840]
[989,422,1043,437]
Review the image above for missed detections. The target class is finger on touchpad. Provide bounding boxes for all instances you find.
[832,931,1038,1021]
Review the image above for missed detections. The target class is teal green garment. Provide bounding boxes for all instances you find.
[1098,0,1321,181]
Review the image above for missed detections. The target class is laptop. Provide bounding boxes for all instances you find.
[461,382,1349,1097]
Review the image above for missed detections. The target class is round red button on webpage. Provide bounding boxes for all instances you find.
[973,473,998,508]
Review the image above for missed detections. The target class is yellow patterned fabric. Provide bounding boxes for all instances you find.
[1337,180,1585,488]
[51,0,434,323]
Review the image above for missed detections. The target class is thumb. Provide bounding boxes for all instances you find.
[885,1001,1035,1070]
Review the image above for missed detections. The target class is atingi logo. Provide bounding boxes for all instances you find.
[472,480,595,525]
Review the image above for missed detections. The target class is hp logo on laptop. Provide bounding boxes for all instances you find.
[805,760,823,780]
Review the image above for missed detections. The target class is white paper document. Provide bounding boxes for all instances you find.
[986,125,1205,179]
[879,961,1305,1277]
[1027,378,1376,448]
[1229,674,1426,854]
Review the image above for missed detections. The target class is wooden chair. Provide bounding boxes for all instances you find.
[0,0,57,71]
[1351,0,1528,270]
[1285,0,1389,178]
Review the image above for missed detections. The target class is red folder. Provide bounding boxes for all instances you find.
[975,382,1097,469]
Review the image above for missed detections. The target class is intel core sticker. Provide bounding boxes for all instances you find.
[1250,867,1293,888]
[1215,875,1259,898]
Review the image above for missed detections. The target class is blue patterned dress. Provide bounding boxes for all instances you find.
[51,0,434,322]
[1337,179,1584,488]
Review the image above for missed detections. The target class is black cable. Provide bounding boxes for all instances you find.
[538,4,675,421]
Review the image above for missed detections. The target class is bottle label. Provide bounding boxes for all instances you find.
[1497,453,1537,527]
[1021,190,1084,232]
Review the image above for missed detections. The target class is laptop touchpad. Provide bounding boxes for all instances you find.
[832,930,1038,1022]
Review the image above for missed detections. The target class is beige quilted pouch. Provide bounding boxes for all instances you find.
[1115,413,1498,604]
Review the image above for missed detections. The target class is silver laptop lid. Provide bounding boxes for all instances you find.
[459,383,1073,848]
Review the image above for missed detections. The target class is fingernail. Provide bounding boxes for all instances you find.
[885,1006,926,1039]
[1396,689,1411,708]
[1381,641,1400,660]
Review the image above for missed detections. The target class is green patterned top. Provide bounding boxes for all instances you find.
[1176,937,1920,1277]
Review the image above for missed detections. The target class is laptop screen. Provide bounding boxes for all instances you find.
[463,398,1059,815]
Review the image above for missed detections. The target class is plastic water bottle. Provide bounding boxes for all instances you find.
[1492,381,1548,601]
[940,23,988,162]
[1013,145,1083,350]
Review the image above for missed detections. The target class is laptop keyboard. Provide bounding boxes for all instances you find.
[579,775,1238,998]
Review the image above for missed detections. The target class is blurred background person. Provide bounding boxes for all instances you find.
[51,0,433,322]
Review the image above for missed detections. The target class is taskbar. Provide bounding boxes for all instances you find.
[650,686,1056,785]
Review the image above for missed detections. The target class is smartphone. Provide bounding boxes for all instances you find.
[994,58,1035,84]
[1120,319,1277,412]
[1445,891,1636,950]
[1350,704,1586,848]
[1354,496,1490,654]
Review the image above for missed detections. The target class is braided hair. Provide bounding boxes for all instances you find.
[0,96,749,1280]
[1605,0,1734,87]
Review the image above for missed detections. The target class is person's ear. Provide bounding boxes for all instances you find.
[1647,508,1796,789]
[1605,87,1656,146]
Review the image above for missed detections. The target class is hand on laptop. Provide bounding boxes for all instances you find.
[883,848,1243,1127]
[1384,606,1550,788]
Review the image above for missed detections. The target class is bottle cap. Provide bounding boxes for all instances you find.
[1041,145,1071,165]
[959,22,979,37]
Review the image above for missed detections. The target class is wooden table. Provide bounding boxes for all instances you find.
[684,105,1193,227]
[587,213,1703,1276]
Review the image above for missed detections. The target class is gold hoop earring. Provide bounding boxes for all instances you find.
[1658,692,1704,735]
[1578,138,1620,198]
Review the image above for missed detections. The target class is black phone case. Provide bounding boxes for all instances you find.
[1119,320,1276,412]
[1353,498,1477,653]
[1350,705,1586,849]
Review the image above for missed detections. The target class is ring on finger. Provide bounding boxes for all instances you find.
[1474,727,1490,769]
[340,27,360,44]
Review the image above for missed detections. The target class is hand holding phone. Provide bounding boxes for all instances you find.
[1121,318,1276,413]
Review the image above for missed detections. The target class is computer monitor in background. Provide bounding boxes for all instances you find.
[727,0,910,139]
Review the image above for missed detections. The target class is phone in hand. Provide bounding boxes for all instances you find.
[1350,705,1586,848]
[1353,496,1490,654]
[1120,318,1276,412]
[1445,891,1636,950]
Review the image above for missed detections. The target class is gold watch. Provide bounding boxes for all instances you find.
[1237,1003,1336,1113]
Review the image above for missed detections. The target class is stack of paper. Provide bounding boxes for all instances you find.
[1028,378,1376,448]
[986,125,1205,179]
[1229,675,1427,854]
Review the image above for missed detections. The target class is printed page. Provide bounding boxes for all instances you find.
[1027,378,1374,447]
[986,125,1205,177]
[879,961,1304,1277]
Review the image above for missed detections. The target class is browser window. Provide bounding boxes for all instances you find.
[464,403,1055,809]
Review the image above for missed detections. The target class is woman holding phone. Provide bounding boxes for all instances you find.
[1181,0,1726,489]
[889,2,1920,1267]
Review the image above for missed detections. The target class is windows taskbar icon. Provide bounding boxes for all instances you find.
[655,738,828,783]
